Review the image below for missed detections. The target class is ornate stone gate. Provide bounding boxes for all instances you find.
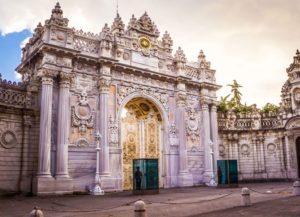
[15,3,220,194]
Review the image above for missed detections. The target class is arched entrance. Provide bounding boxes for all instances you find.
[120,97,163,190]
[296,137,300,178]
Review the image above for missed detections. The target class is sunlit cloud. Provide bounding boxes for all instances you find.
[14,71,21,80]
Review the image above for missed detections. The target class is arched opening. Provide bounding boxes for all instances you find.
[296,137,300,178]
[121,97,163,190]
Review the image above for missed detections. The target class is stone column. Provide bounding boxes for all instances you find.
[98,76,111,176]
[284,133,291,177]
[20,115,32,191]
[210,104,219,169]
[56,73,72,178]
[175,91,193,186]
[202,101,213,183]
[38,76,54,177]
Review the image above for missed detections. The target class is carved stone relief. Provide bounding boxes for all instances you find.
[71,90,94,134]
[267,143,277,154]
[293,88,300,103]
[186,108,200,143]
[219,144,226,157]
[0,122,20,149]
[112,71,174,90]
[75,137,90,147]
[251,108,261,130]
[109,115,119,147]
[117,85,169,111]
[0,130,17,149]
[188,158,203,173]
[226,110,236,130]
[240,144,250,157]
[168,122,178,146]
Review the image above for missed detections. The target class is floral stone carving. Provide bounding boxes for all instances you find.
[169,122,178,146]
[109,115,119,147]
[186,108,200,142]
[71,90,94,133]
[0,130,17,149]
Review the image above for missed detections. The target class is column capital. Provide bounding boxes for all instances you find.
[201,103,209,110]
[211,104,217,111]
[36,68,58,85]
[175,91,186,107]
[200,98,211,109]
[59,71,75,87]
[98,77,111,93]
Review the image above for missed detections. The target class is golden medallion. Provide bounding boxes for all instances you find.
[139,37,151,49]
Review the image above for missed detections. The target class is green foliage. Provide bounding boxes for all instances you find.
[261,103,279,113]
[218,80,279,114]
[217,94,230,112]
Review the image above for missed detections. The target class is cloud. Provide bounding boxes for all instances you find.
[20,36,30,49]
[1,0,300,106]
[14,71,21,80]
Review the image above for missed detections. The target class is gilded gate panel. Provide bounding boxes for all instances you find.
[122,108,139,190]
[145,112,160,158]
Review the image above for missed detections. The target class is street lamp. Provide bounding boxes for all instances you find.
[208,141,217,186]
[91,131,104,195]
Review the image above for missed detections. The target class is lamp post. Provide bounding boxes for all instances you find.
[208,141,217,186]
[91,131,104,195]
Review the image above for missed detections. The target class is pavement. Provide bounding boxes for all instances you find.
[0,182,297,217]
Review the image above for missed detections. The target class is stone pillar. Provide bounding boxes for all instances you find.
[175,91,193,187]
[56,73,72,178]
[38,76,54,177]
[210,104,219,169]
[284,133,291,177]
[98,76,111,176]
[20,115,32,191]
[202,101,213,183]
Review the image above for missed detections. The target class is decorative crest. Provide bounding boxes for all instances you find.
[100,23,113,43]
[287,49,300,74]
[162,31,173,53]
[45,2,69,27]
[198,50,211,69]
[111,13,125,35]
[174,47,186,63]
[127,12,159,37]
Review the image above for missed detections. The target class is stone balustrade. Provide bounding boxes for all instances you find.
[0,77,27,108]
[218,111,283,131]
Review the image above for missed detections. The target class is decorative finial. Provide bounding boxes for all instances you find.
[116,0,119,16]
[198,49,206,61]
[52,2,63,17]
[296,49,300,56]
[174,47,186,63]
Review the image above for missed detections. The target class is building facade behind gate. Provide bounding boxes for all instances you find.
[0,3,299,194]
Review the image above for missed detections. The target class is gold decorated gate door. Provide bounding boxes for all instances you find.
[122,109,160,190]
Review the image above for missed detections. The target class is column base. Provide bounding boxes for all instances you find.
[177,171,193,187]
[90,184,105,196]
[33,176,73,195]
[203,171,217,186]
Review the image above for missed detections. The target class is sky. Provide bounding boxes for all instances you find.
[0,0,299,107]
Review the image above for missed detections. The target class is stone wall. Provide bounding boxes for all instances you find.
[0,77,39,193]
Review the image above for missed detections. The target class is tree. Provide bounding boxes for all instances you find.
[227,80,243,109]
